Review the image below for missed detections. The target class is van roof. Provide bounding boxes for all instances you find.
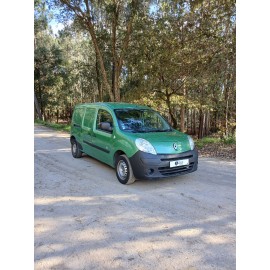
[75,102,151,110]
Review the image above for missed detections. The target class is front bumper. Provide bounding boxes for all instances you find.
[129,149,198,180]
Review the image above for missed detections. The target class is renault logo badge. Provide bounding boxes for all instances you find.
[173,143,178,150]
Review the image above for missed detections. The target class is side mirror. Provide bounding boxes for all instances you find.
[100,122,113,132]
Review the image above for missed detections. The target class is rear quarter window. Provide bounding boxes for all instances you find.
[72,108,85,125]
[83,108,96,128]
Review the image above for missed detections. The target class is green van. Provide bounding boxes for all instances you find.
[70,102,198,184]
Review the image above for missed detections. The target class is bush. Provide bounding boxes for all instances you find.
[196,135,235,149]
[222,136,236,145]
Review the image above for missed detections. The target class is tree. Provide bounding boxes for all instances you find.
[35,1,66,121]
[36,0,236,138]
[50,0,142,101]
[122,0,235,137]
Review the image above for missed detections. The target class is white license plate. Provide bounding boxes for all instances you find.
[170,159,189,168]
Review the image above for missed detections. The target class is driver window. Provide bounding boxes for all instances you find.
[96,109,113,132]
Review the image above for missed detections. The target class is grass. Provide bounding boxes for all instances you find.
[195,136,236,149]
[222,136,236,145]
[35,119,71,133]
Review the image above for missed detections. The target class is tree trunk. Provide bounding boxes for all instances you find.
[169,107,177,129]
[111,2,117,101]
[69,103,73,122]
[112,63,116,100]
[212,110,218,133]
[34,92,42,120]
[198,109,205,139]
[165,91,177,129]
[192,110,196,135]
[204,110,210,136]
[38,83,44,120]
[56,109,59,124]
[85,19,114,101]
[187,109,190,133]
[114,68,121,101]
[180,105,185,132]
[60,0,138,102]
[180,82,186,132]
[225,92,229,138]
[111,1,121,102]
[113,0,136,102]
[95,56,103,101]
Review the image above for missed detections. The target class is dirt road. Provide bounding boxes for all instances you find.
[34,125,236,270]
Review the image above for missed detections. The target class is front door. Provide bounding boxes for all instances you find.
[91,109,115,165]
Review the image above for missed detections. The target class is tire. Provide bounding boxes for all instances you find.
[71,139,82,158]
[116,154,136,185]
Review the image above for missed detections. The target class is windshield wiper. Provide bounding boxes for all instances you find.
[131,129,147,133]
[161,128,173,132]
[148,128,172,132]
[131,128,172,133]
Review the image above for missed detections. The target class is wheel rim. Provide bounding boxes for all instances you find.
[72,142,77,154]
[117,160,128,180]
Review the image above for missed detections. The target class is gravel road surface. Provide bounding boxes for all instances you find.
[34,125,236,270]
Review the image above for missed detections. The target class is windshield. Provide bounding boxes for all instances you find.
[114,109,172,133]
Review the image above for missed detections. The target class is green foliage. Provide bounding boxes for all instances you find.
[35,120,70,132]
[196,135,236,149]
[195,137,221,149]
[35,0,236,139]
[222,136,236,145]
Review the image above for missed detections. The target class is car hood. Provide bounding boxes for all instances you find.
[135,130,191,154]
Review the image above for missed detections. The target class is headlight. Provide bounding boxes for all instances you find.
[187,135,195,150]
[135,138,157,155]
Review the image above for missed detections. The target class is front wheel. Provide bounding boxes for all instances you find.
[116,155,136,185]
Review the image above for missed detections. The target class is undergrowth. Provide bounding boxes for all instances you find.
[35,120,71,133]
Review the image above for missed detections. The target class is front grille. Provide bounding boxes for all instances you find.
[160,155,193,162]
[158,162,194,176]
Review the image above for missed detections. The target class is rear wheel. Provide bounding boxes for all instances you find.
[116,155,136,185]
[71,139,82,158]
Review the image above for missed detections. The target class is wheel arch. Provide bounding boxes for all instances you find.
[70,136,83,151]
[70,135,76,143]
[113,150,126,167]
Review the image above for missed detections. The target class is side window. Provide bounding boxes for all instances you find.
[83,108,96,128]
[96,109,113,132]
[72,108,85,125]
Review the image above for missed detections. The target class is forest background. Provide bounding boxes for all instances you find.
[34,0,236,140]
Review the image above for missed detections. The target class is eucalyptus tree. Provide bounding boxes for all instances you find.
[124,0,197,129]
[49,0,149,102]
[186,0,236,138]
[34,0,47,119]
[123,0,235,136]
[57,26,101,112]
[35,0,64,120]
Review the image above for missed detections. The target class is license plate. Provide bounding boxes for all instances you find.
[170,159,189,168]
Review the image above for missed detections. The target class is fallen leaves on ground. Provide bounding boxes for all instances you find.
[198,143,236,160]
